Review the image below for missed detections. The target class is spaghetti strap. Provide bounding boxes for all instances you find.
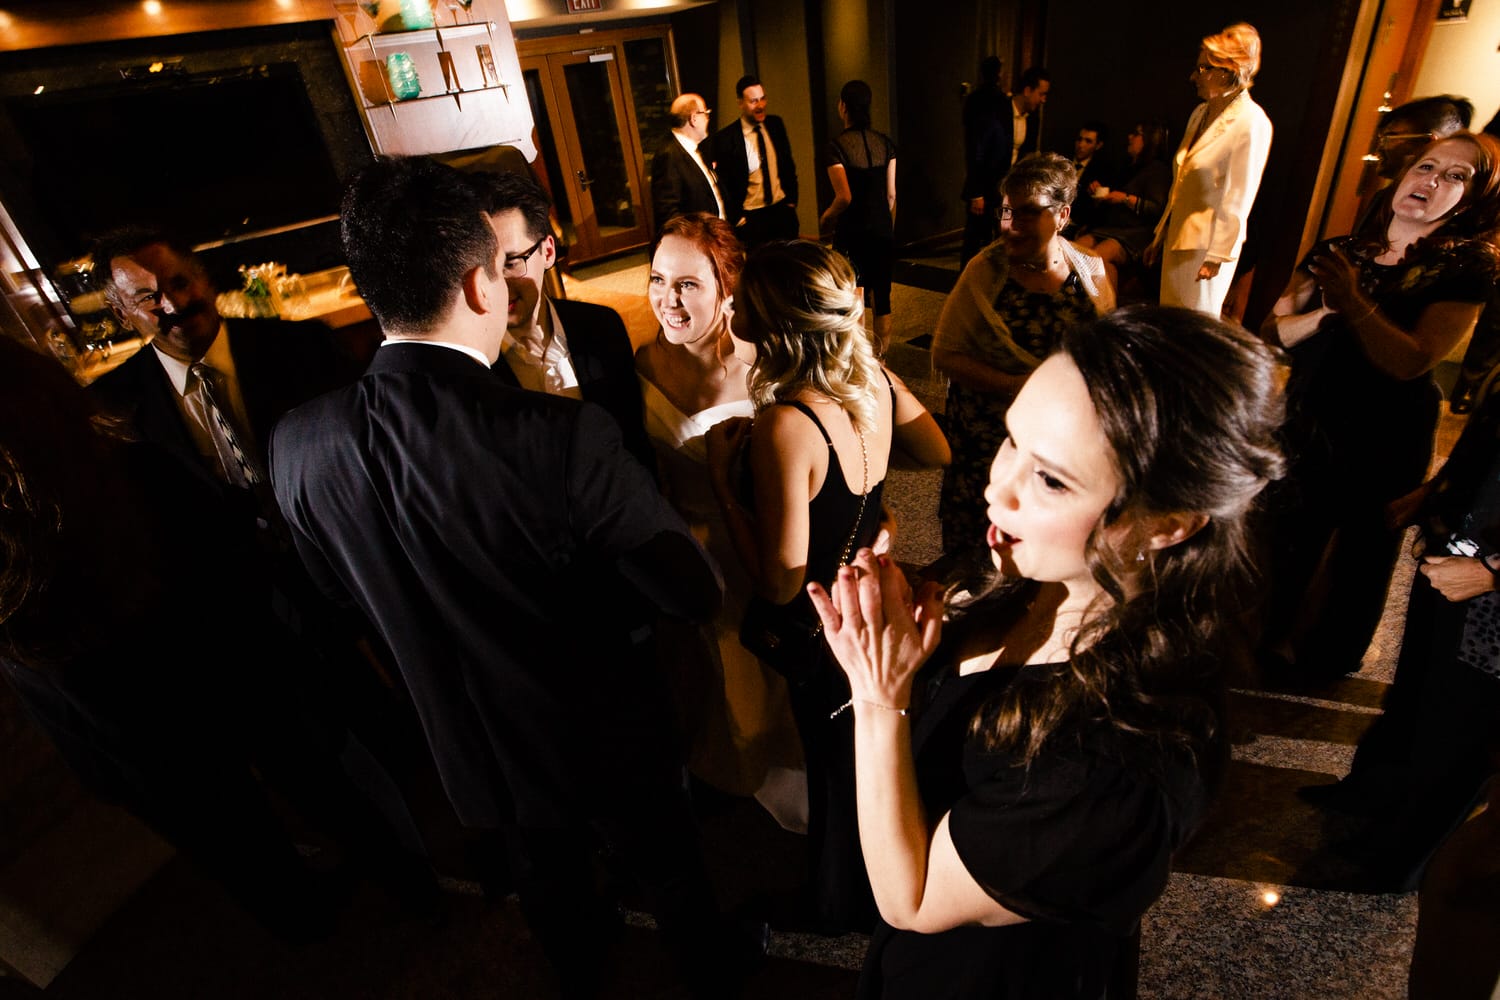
[786,400,834,446]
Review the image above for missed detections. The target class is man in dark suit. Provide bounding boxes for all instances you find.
[959,55,1007,266]
[710,73,799,248]
[959,67,1049,266]
[650,91,724,231]
[1065,120,1117,234]
[85,227,441,921]
[470,169,654,472]
[0,334,357,946]
[90,229,357,496]
[1008,66,1051,167]
[271,154,751,999]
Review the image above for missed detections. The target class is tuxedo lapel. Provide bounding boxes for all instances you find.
[491,356,522,388]
[567,327,604,387]
[223,324,278,452]
[129,349,201,465]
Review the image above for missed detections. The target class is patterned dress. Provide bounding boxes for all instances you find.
[939,273,1096,559]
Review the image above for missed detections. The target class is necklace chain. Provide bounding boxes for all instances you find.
[1013,257,1060,272]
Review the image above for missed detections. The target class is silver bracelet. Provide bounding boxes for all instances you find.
[830,698,910,719]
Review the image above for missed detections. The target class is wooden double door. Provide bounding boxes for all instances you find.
[519,26,678,264]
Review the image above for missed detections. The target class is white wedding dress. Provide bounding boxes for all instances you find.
[639,375,807,832]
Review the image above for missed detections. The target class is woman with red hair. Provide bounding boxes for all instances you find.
[636,212,808,830]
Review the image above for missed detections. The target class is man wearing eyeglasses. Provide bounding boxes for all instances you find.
[650,92,725,231]
[473,168,654,473]
[1374,95,1473,182]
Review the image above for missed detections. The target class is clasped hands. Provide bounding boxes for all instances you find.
[1419,553,1498,602]
[1305,243,1365,315]
[807,548,945,711]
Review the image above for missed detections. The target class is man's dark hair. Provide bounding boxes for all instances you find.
[1018,66,1049,93]
[1386,94,1475,137]
[735,74,761,99]
[471,168,553,242]
[979,56,1003,87]
[1080,120,1108,146]
[339,155,497,335]
[89,225,208,309]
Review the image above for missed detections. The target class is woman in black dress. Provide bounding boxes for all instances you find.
[707,240,948,932]
[820,79,899,356]
[808,306,1284,998]
[1259,131,1500,680]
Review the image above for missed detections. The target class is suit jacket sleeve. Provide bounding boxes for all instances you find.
[650,143,684,228]
[566,403,723,622]
[963,119,1008,202]
[267,413,357,612]
[557,300,655,476]
[773,117,798,206]
[1206,106,1273,263]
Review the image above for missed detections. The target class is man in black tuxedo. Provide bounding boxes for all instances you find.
[650,91,725,231]
[271,155,750,999]
[470,169,654,472]
[710,73,799,248]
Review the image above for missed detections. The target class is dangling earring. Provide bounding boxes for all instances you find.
[1136,550,1147,563]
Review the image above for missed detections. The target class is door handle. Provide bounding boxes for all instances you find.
[576,169,594,190]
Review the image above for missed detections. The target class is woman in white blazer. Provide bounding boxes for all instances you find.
[1146,23,1272,317]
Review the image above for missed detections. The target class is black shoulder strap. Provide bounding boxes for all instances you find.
[785,400,833,446]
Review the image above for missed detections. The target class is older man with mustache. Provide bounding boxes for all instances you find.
[87,227,441,916]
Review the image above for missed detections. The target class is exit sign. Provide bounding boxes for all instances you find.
[567,0,602,10]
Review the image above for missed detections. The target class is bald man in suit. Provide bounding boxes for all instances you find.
[651,92,725,230]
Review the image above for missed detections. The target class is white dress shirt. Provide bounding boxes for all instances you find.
[740,119,787,210]
[675,129,725,218]
[152,322,259,473]
[378,337,492,368]
[499,299,583,398]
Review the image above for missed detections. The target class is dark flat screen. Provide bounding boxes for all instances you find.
[3,62,344,261]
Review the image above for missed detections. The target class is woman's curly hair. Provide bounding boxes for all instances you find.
[735,239,883,433]
[956,305,1287,767]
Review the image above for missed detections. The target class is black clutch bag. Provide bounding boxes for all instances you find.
[739,595,827,685]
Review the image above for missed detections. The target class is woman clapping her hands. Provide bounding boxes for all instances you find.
[808,306,1284,999]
